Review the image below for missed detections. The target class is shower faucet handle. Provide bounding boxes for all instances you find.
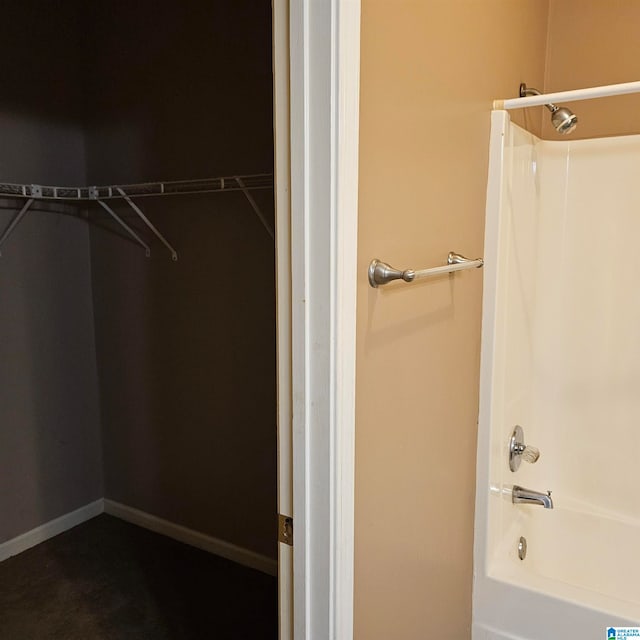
[509,425,540,472]
[515,443,540,464]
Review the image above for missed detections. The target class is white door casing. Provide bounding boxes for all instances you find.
[274,1,361,638]
[273,1,293,638]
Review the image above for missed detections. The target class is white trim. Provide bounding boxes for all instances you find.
[0,498,104,562]
[473,110,508,582]
[0,498,279,577]
[289,2,312,633]
[274,0,292,526]
[103,499,277,577]
[494,79,640,110]
[273,0,293,637]
[288,0,307,636]
[331,1,360,638]
[289,0,360,638]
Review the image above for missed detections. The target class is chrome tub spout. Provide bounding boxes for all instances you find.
[512,485,554,509]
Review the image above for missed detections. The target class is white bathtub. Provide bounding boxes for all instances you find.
[474,111,640,639]
[475,501,640,638]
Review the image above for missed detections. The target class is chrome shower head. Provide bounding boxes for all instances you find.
[519,83,578,135]
[549,105,578,135]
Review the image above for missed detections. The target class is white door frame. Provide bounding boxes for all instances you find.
[273,2,293,638]
[273,1,361,638]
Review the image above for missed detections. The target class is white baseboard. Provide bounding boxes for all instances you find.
[104,499,277,577]
[0,498,105,563]
[0,498,278,578]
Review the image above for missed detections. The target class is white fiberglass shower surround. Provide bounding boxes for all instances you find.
[474,99,640,638]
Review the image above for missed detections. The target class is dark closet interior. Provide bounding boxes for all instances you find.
[0,2,277,637]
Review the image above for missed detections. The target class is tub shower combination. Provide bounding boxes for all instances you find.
[474,81,640,639]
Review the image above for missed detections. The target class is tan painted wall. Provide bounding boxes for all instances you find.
[354,2,549,638]
[543,0,640,140]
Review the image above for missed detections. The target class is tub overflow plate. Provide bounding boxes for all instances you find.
[518,536,527,560]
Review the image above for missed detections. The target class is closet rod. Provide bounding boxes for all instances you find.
[0,173,274,259]
[0,173,273,202]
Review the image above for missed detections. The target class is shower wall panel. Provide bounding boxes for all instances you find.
[533,133,640,519]
[483,122,640,563]
[475,113,640,636]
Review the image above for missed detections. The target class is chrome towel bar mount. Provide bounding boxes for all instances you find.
[368,252,484,288]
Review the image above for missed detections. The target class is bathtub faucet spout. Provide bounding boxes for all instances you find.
[512,485,554,509]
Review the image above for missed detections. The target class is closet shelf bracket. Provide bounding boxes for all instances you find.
[235,177,274,240]
[116,188,178,261]
[0,199,34,257]
[97,200,152,257]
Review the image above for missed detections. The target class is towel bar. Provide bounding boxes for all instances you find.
[368,252,483,288]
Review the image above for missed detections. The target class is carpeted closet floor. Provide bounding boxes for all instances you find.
[0,514,277,639]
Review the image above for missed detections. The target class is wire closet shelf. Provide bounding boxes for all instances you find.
[0,174,273,201]
[0,173,275,260]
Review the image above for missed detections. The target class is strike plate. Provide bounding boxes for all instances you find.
[278,514,293,546]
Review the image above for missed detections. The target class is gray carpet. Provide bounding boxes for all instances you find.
[0,514,277,639]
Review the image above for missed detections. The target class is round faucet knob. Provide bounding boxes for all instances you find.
[520,445,540,464]
[509,426,541,472]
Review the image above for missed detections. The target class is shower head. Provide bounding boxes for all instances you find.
[519,83,578,135]
[549,105,578,135]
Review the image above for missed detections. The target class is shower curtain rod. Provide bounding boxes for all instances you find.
[493,80,640,110]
